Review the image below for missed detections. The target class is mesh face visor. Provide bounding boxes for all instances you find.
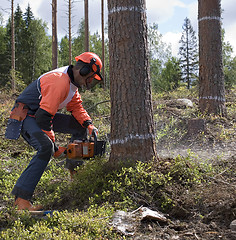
[85,75,101,89]
[90,78,100,89]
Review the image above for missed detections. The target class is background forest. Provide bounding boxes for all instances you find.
[0,4,235,92]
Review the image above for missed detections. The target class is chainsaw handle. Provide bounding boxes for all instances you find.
[92,130,97,141]
[90,131,98,155]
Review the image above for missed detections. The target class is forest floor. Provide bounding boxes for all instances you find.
[0,87,235,239]
[136,88,236,239]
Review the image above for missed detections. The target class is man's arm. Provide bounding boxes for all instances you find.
[35,73,70,141]
[66,90,92,127]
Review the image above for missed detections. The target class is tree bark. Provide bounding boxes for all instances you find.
[84,0,89,52]
[101,0,105,88]
[108,0,157,165]
[52,0,58,69]
[198,0,226,116]
[11,0,15,91]
[68,0,72,65]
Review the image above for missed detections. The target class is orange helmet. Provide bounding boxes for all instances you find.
[75,52,103,81]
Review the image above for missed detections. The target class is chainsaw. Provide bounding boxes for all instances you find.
[66,133,105,159]
[64,132,106,175]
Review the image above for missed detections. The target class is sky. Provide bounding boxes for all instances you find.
[1,0,236,57]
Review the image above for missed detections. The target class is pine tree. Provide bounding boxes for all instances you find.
[0,17,8,87]
[108,0,157,164]
[160,57,182,91]
[4,4,25,88]
[59,36,69,66]
[179,17,198,89]
[22,4,51,83]
[22,5,36,83]
[6,4,51,86]
[72,20,85,58]
[198,0,226,116]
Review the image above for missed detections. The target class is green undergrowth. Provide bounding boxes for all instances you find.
[66,151,216,211]
[1,151,221,238]
[0,204,120,240]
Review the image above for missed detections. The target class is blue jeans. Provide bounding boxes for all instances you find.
[11,113,87,200]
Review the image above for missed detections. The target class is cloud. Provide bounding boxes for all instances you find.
[221,0,236,56]
[223,23,236,56]
[147,0,186,24]
[222,0,236,27]
[187,1,198,31]
[163,32,182,57]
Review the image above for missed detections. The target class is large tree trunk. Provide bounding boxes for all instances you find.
[198,0,226,116]
[108,0,157,165]
[52,0,58,69]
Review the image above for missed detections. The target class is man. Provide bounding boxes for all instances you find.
[5,52,103,211]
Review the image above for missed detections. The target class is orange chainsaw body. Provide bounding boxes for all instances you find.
[66,141,95,159]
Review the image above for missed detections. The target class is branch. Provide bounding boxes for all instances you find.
[87,100,110,111]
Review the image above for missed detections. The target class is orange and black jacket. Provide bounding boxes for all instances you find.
[16,65,92,141]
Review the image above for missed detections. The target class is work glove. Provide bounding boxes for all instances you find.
[87,124,98,137]
[53,144,67,158]
[42,129,55,142]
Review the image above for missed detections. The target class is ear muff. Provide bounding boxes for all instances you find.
[79,58,98,76]
[79,64,91,76]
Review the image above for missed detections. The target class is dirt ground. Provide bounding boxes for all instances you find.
[134,98,236,240]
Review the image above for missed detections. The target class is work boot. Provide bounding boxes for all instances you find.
[14,197,43,211]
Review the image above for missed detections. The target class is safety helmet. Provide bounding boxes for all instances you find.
[75,52,103,81]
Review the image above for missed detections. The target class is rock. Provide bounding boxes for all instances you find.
[176,99,193,108]
[230,219,236,231]
[166,99,193,109]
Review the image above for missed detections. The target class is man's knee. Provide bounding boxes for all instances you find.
[33,132,54,160]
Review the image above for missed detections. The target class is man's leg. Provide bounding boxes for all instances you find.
[52,113,87,141]
[12,116,54,201]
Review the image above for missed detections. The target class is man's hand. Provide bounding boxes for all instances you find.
[87,124,98,137]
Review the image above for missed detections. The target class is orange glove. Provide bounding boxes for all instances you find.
[87,124,98,137]
[54,146,67,158]
[42,129,55,142]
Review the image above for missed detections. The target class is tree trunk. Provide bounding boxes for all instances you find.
[68,0,72,65]
[101,0,105,88]
[108,0,157,165]
[52,0,58,69]
[198,0,226,116]
[11,0,15,91]
[84,0,89,52]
